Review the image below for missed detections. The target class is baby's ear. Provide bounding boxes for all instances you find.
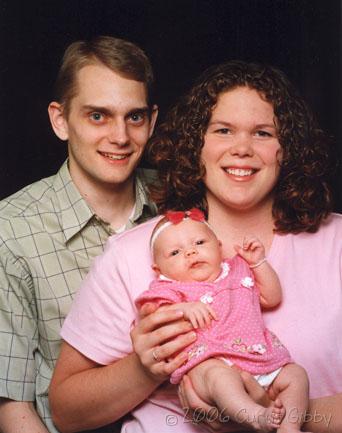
[218,239,222,247]
[151,263,160,275]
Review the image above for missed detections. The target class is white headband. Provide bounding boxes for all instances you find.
[150,217,211,252]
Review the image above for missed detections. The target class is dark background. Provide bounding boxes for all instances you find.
[1,0,341,210]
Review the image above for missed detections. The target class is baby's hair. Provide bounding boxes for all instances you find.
[150,212,215,255]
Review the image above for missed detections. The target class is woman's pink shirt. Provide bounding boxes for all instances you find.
[61,213,342,432]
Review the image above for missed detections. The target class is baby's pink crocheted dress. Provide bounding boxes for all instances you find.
[136,255,292,384]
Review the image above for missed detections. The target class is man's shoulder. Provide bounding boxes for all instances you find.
[0,173,57,220]
[136,167,158,184]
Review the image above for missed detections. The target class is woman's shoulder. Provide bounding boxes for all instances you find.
[105,216,162,251]
[304,212,342,239]
[275,213,342,248]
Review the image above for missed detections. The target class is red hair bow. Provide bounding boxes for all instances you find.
[165,208,205,224]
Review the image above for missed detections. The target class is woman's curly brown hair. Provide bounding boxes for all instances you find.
[148,60,334,234]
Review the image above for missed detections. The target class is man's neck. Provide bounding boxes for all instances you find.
[70,169,136,231]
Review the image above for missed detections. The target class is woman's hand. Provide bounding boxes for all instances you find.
[178,375,242,432]
[131,302,197,382]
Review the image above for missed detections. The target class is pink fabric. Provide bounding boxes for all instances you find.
[61,213,342,433]
[136,256,291,383]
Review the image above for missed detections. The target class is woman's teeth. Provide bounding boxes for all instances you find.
[225,168,253,176]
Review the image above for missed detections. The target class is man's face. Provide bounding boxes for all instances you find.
[54,63,157,191]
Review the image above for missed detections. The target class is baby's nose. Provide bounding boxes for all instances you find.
[185,247,197,257]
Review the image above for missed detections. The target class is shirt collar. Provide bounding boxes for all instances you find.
[53,160,95,242]
[129,169,157,227]
[53,161,156,242]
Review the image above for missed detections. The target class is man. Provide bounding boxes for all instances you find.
[0,36,157,432]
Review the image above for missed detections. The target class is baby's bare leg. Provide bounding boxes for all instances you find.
[188,359,284,431]
[269,363,311,433]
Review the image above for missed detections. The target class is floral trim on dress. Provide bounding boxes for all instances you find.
[188,344,208,360]
[269,331,286,348]
[228,338,267,355]
[200,292,214,304]
[241,276,254,289]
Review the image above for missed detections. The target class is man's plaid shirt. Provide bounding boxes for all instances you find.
[0,160,156,432]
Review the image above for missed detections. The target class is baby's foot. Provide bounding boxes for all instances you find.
[256,398,285,431]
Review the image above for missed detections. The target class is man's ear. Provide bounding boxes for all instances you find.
[48,101,69,141]
[148,104,158,138]
[151,263,161,275]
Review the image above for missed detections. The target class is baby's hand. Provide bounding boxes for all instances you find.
[180,301,217,329]
[234,235,265,267]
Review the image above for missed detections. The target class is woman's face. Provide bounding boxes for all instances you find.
[202,86,282,213]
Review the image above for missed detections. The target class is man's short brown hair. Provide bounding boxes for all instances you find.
[54,35,154,116]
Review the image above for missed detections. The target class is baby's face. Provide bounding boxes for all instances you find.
[152,219,222,282]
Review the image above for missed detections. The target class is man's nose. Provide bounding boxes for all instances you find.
[108,119,129,146]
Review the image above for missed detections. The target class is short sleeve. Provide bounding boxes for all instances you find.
[135,282,183,310]
[61,226,155,365]
[0,243,37,401]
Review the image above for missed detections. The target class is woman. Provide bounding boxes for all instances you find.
[49,61,342,432]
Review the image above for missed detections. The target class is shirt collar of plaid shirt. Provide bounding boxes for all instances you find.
[53,160,156,242]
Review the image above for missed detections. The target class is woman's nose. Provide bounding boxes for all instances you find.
[229,133,254,157]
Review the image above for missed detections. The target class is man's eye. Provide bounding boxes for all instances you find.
[90,112,104,122]
[129,112,144,122]
[170,249,180,256]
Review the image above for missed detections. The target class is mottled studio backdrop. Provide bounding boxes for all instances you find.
[0,0,341,209]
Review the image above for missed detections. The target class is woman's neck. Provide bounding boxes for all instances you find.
[207,199,275,258]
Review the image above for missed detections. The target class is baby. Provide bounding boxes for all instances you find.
[136,209,310,433]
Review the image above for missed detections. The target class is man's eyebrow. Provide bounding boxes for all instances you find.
[82,105,113,115]
[81,105,151,117]
[125,106,150,118]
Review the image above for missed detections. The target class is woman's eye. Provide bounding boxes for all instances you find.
[255,130,272,137]
[215,128,231,134]
[170,249,180,256]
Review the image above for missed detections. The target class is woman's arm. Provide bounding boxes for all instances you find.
[50,307,196,433]
[0,399,49,433]
[180,374,342,433]
[304,394,342,432]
